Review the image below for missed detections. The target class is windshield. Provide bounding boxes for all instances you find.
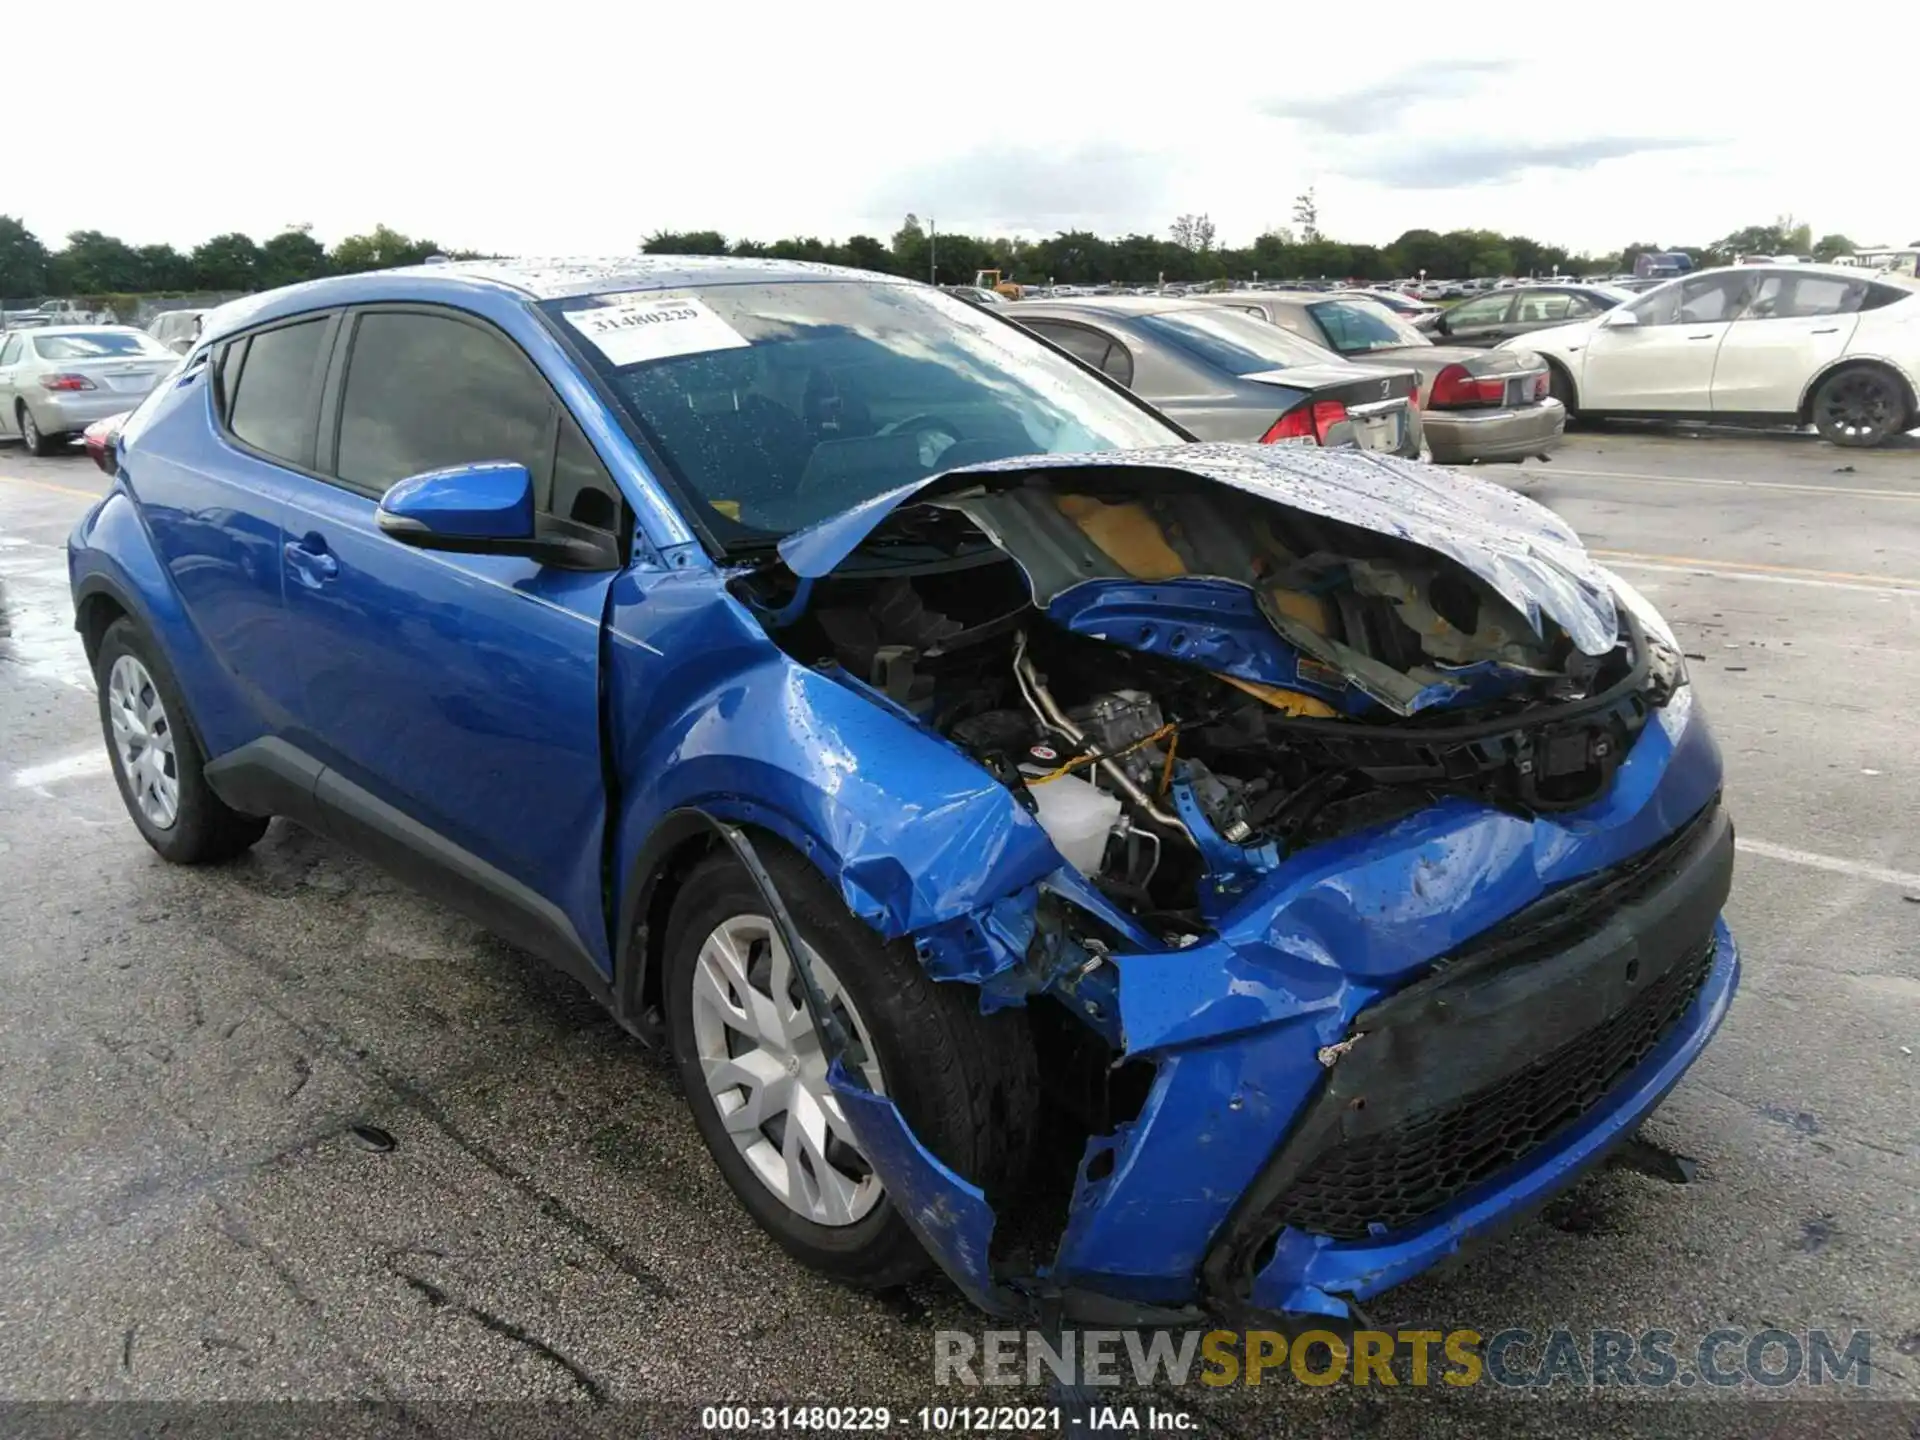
[543,281,1180,546]
[31,330,175,360]
[1134,306,1341,376]
[1308,299,1428,352]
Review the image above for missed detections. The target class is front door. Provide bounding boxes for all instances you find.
[276,305,631,977]
[1580,274,1754,412]
[1710,271,1864,414]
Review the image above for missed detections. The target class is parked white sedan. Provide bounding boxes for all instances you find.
[1500,264,1920,446]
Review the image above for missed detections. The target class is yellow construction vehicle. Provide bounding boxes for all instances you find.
[974,269,1023,300]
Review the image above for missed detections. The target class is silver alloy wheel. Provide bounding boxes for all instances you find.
[689,915,886,1226]
[18,405,40,449]
[107,654,180,829]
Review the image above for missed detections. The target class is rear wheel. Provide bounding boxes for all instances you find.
[663,844,1038,1288]
[1812,366,1907,448]
[94,618,270,864]
[17,402,60,457]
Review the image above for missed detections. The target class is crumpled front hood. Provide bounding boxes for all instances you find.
[778,442,1618,655]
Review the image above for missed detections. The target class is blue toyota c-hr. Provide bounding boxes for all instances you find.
[68,257,1737,1326]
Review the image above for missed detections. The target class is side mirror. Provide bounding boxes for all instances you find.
[1432,312,1451,336]
[377,461,616,570]
[1601,309,1640,329]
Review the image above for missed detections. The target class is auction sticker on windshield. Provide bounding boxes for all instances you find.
[564,294,749,367]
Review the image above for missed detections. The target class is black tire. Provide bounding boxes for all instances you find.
[1811,366,1908,448]
[17,401,62,457]
[94,617,271,864]
[662,844,1038,1289]
[1545,361,1579,421]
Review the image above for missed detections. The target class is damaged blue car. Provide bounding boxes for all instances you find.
[68,258,1738,1328]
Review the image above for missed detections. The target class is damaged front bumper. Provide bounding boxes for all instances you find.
[820,683,1738,1328]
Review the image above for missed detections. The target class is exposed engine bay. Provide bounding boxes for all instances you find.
[741,470,1682,927]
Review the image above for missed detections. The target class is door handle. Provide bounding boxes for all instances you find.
[1687,333,1716,340]
[284,537,338,588]
[1812,327,1838,335]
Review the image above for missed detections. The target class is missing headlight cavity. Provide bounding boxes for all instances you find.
[741,468,1668,930]
[988,997,1159,1272]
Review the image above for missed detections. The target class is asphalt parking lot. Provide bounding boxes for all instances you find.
[1,428,1916,1435]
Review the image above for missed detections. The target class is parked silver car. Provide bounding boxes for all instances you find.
[1005,296,1424,458]
[147,309,208,354]
[1191,292,1565,465]
[0,327,180,455]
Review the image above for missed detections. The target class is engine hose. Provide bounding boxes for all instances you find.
[1013,633,1193,844]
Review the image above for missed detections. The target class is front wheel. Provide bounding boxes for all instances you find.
[1546,362,1578,420]
[1812,367,1908,448]
[94,618,270,864]
[663,845,1038,1289]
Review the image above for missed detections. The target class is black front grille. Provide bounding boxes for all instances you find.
[1269,941,1715,1241]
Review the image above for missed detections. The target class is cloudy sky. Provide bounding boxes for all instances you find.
[12,3,1910,259]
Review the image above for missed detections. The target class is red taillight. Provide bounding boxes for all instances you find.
[1262,399,1350,446]
[1531,371,1550,401]
[39,373,96,392]
[1428,363,1505,409]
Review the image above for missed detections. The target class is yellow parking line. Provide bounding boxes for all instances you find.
[1593,548,1920,591]
[0,470,101,501]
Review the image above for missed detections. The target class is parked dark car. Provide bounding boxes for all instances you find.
[1007,296,1424,457]
[1431,284,1632,347]
[1193,292,1565,465]
[68,258,1735,1332]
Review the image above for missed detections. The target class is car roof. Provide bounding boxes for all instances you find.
[1013,295,1221,318]
[14,324,145,336]
[199,255,910,346]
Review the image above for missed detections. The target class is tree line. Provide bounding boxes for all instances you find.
[0,211,1870,305]
[0,218,469,300]
[646,214,1864,286]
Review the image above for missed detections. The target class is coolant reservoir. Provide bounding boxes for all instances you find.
[1026,772,1124,876]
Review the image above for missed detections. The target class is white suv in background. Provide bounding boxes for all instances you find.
[1502,264,1920,446]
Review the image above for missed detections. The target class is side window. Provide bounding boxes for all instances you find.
[335,309,623,532]
[1515,293,1576,323]
[334,311,554,492]
[1449,294,1515,326]
[214,336,249,419]
[550,413,622,531]
[0,334,21,367]
[226,319,329,465]
[1021,321,1134,388]
[1677,275,1750,324]
[1627,283,1683,326]
[1024,320,1111,367]
[1563,293,1607,317]
[1860,281,1910,313]
[1780,277,1862,318]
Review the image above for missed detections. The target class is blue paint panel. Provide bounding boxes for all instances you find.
[378,461,535,539]
[1047,579,1364,710]
[1251,921,1740,1317]
[828,1062,1017,1317]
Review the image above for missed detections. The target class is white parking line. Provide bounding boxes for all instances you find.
[1531,467,1920,503]
[1598,557,1920,596]
[1737,838,1920,893]
[12,749,110,788]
